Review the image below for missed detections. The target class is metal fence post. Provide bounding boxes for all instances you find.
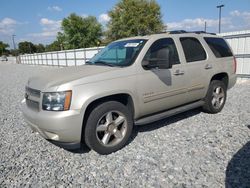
[84,48,86,64]
[41,54,43,65]
[74,49,77,66]
[45,52,48,66]
[51,52,54,66]
[65,50,68,66]
[57,51,60,67]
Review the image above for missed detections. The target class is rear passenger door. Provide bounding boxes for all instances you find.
[179,37,213,102]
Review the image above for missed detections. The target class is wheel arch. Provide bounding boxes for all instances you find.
[210,72,229,88]
[81,93,135,143]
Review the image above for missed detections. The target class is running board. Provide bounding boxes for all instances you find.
[135,101,204,126]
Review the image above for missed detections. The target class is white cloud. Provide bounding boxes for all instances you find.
[230,10,241,17]
[98,13,110,23]
[167,11,250,33]
[0,17,17,34]
[28,18,61,39]
[48,6,62,12]
[230,10,250,26]
[167,17,233,32]
[29,31,58,38]
[81,14,88,18]
[40,18,61,27]
[1,17,17,25]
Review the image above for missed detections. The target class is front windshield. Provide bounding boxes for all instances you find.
[87,39,147,67]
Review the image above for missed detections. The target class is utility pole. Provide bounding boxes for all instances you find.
[12,34,19,63]
[12,34,16,53]
[217,4,224,33]
[204,21,207,32]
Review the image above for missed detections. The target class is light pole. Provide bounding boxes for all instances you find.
[12,34,19,63]
[12,34,16,52]
[217,4,224,33]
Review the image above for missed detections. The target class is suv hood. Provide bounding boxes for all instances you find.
[27,65,118,91]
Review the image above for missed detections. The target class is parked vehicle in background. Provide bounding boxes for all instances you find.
[21,30,237,154]
[1,55,8,61]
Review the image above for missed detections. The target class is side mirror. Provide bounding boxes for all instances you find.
[142,48,172,69]
[142,58,172,69]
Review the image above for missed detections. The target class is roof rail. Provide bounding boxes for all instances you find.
[156,30,216,35]
[189,31,216,35]
[168,30,187,34]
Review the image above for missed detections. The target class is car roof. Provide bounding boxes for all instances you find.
[115,31,222,42]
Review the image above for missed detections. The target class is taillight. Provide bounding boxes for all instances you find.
[233,56,237,74]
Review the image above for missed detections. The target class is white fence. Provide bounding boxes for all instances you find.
[220,30,250,76]
[19,46,104,66]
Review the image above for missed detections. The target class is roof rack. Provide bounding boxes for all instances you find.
[190,31,216,35]
[168,30,187,34]
[164,30,216,35]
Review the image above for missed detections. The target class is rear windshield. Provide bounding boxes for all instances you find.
[204,37,233,58]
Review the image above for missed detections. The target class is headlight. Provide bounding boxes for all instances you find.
[42,91,72,111]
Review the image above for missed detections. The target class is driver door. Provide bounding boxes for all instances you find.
[136,38,189,117]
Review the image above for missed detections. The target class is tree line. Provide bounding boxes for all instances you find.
[1,0,165,56]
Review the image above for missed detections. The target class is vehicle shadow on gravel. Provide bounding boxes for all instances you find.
[225,140,250,188]
[65,144,91,154]
[135,108,201,133]
[67,108,201,154]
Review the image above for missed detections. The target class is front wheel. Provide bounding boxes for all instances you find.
[203,80,227,114]
[84,101,133,155]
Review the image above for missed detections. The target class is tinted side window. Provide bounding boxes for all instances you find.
[143,38,180,65]
[204,37,233,57]
[180,37,207,62]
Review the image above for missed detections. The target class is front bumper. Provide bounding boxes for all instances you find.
[21,99,83,148]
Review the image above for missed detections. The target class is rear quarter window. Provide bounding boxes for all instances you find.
[204,37,233,58]
[180,37,207,63]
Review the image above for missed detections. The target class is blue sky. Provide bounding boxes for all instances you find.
[0,0,250,48]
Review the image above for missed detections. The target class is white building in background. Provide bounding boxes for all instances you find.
[219,30,250,75]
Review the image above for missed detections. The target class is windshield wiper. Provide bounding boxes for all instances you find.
[85,61,95,65]
[88,61,115,67]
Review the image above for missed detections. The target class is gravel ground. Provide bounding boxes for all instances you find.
[0,62,250,188]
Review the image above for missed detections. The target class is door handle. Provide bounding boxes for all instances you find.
[174,69,185,75]
[205,64,213,69]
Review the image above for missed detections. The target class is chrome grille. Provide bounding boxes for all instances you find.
[25,87,41,111]
[25,87,41,98]
[26,99,40,111]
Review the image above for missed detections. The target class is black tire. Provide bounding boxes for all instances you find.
[84,101,133,155]
[203,80,227,114]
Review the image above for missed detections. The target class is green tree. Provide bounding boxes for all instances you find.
[35,43,45,53]
[45,40,62,52]
[106,0,164,40]
[0,41,9,56]
[9,49,18,56]
[60,13,102,49]
[18,41,36,54]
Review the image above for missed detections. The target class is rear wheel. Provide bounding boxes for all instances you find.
[84,101,133,155]
[203,80,227,114]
